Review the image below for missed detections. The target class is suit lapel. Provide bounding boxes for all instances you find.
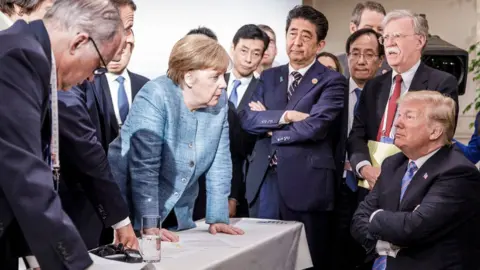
[285,62,323,110]
[383,156,408,211]
[98,74,119,132]
[399,146,449,209]
[408,63,429,91]
[128,70,141,98]
[271,65,289,109]
[237,77,258,111]
[375,73,393,128]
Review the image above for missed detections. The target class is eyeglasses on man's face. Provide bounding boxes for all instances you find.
[348,51,379,62]
[88,37,108,76]
[378,33,417,45]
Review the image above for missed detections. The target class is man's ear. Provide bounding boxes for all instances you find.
[316,40,326,55]
[349,22,357,34]
[69,33,90,55]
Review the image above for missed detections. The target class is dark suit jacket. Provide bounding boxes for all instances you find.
[58,71,148,248]
[225,73,258,201]
[239,62,347,211]
[88,72,149,150]
[347,62,459,172]
[351,146,480,269]
[57,87,129,249]
[0,20,91,269]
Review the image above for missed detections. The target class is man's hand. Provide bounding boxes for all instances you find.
[360,165,381,190]
[209,223,244,235]
[284,110,309,123]
[228,199,237,217]
[115,224,139,249]
[249,101,267,111]
[141,228,180,242]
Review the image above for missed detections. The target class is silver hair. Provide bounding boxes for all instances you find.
[43,0,122,47]
[382,9,429,38]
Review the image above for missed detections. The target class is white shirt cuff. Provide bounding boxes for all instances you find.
[370,209,384,222]
[25,256,40,268]
[356,160,372,177]
[111,217,131,230]
[279,111,288,125]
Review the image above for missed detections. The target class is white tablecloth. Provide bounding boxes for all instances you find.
[21,218,312,270]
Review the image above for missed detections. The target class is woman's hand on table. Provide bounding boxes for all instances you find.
[209,223,244,235]
[161,228,180,242]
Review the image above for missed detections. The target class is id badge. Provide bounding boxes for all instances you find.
[380,136,394,144]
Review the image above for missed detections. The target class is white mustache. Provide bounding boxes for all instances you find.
[386,47,400,54]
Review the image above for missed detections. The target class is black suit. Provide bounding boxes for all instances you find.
[193,74,257,220]
[348,63,459,173]
[58,71,149,248]
[351,146,480,269]
[0,20,91,269]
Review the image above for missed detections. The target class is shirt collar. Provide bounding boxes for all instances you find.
[392,60,421,87]
[229,72,253,86]
[105,69,129,83]
[410,147,440,169]
[0,12,13,27]
[349,77,361,93]
[288,59,316,77]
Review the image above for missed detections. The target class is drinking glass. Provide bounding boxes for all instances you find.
[140,215,162,263]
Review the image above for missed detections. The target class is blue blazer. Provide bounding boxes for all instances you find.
[239,62,347,212]
[454,112,480,163]
[108,76,231,230]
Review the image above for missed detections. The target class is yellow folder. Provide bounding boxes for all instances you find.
[357,140,401,189]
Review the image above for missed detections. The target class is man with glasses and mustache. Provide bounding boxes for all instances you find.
[0,0,127,268]
[347,10,459,268]
[55,0,164,254]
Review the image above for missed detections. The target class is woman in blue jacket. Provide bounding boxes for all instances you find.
[108,34,243,236]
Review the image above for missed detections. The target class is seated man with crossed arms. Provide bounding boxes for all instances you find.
[351,91,480,270]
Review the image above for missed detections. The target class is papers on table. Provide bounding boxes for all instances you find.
[358,140,401,189]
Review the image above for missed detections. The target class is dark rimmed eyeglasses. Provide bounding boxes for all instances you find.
[88,37,108,76]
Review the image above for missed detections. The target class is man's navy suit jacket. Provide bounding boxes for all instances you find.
[239,61,348,212]
[57,72,148,248]
[0,20,92,269]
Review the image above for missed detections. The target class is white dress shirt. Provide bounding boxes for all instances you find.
[278,60,316,124]
[105,70,132,125]
[227,72,253,106]
[356,60,422,176]
[348,77,361,135]
[0,12,13,31]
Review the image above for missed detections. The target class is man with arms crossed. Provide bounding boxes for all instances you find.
[351,91,480,270]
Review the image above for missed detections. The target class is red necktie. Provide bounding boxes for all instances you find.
[377,75,403,141]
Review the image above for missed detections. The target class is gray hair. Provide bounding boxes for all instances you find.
[43,0,122,47]
[382,10,429,38]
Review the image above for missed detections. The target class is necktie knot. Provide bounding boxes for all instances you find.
[407,161,418,174]
[354,88,361,99]
[116,75,125,84]
[291,71,302,82]
[232,79,241,89]
[395,74,403,84]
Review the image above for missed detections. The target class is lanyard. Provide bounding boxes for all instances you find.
[50,51,60,190]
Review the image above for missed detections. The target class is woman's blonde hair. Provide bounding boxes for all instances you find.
[167,34,230,85]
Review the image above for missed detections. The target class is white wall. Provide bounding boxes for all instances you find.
[128,0,302,79]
